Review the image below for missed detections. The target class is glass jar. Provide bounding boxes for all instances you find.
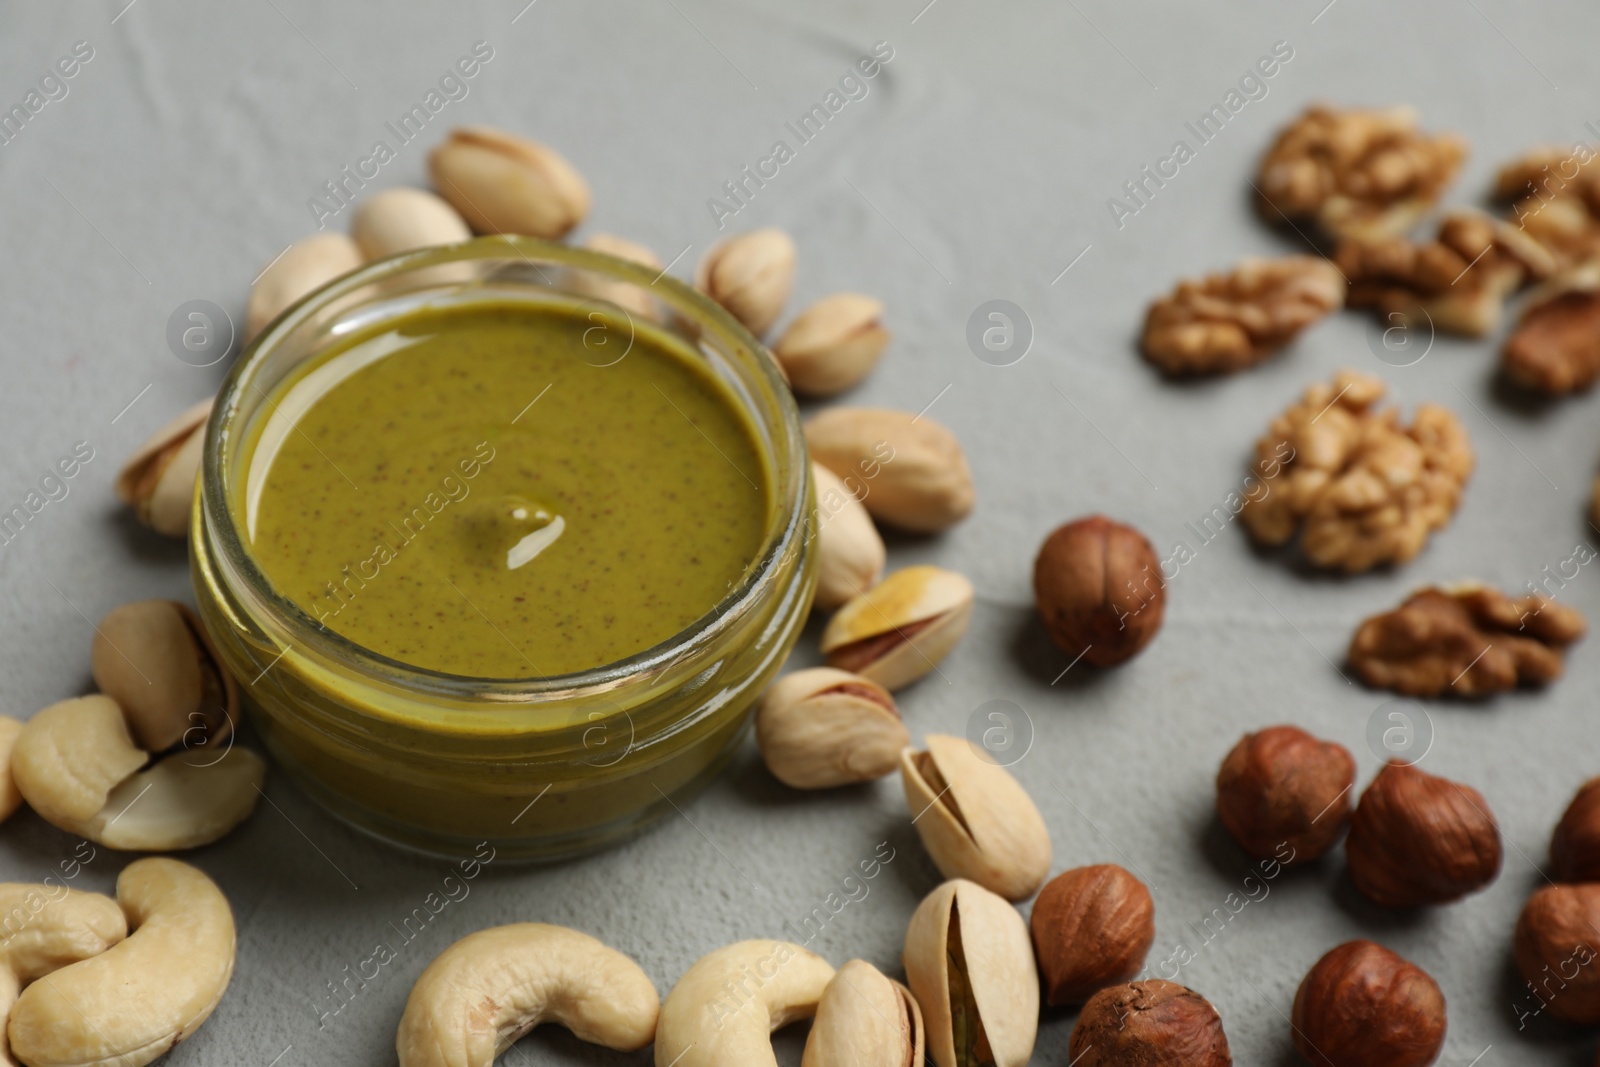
[191,237,815,861]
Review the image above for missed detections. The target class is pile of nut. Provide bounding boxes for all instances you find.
[34,102,1598,1067]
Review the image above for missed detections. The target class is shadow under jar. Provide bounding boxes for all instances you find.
[191,237,815,861]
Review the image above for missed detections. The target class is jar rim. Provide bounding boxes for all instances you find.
[200,235,811,702]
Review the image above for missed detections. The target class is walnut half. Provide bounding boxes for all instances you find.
[1337,211,1556,337]
[1140,256,1345,376]
[1502,263,1600,395]
[1256,104,1467,241]
[1349,585,1586,698]
[1495,145,1600,270]
[1239,370,1473,573]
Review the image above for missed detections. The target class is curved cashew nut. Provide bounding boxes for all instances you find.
[0,884,126,1065]
[655,940,835,1067]
[10,698,145,826]
[9,858,235,1067]
[397,923,659,1067]
[12,695,265,851]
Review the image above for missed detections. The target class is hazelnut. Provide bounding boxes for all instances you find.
[1291,940,1446,1067]
[1033,516,1165,668]
[1068,979,1231,1067]
[1514,884,1600,1024]
[1215,725,1355,864]
[1345,760,1502,907]
[1029,865,1155,1006]
[1552,777,1600,882]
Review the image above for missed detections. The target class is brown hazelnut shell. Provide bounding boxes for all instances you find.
[1552,777,1600,882]
[1069,979,1230,1067]
[1033,515,1165,668]
[1345,760,1502,907]
[1292,940,1446,1067]
[1514,884,1600,1024]
[1215,725,1355,864]
[1029,864,1155,1006]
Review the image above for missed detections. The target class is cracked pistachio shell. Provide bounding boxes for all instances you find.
[91,600,237,753]
[903,879,1037,1067]
[566,233,665,322]
[774,294,890,396]
[245,232,362,340]
[901,735,1051,902]
[115,399,212,538]
[428,126,590,238]
[756,668,907,789]
[821,567,973,691]
[802,959,924,1067]
[812,462,886,612]
[351,187,472,260]
[805,408,974,533]
[695,229,796,336]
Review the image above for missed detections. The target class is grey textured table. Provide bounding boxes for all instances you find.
[2,0,1598,1063]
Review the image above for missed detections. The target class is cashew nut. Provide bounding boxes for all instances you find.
[397,923,658,1067]
[11,697,146,826]
[0,884,126,1066]
[11,695,265,851]
[0,718,24,825]
[655,940,835,1067]
[9,858,235,1067]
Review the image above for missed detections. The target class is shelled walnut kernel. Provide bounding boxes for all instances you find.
[1140,256,1345,376]
[1336,210,1556,337]
[1256,104,1467,240]
[1239,370,1473,573]
[1348,584,1585,698]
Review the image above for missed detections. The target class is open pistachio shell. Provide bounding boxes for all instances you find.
[756,668,906,789]
[821,567,973,691]
[802,959,924,1067]
[901,734,1051,901]
[903,879,1037,1067]
[115,399,212,538]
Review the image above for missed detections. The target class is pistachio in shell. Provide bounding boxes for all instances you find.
[115,399,212,538]
[756,668,907,789]
[90,600,236,753]
[821,566,973,691]
[350,187,472,260]
[774,294,889,396]
[245,232,362,340]
[902,879,1038,1067]
[428,126,591,239]
[901,734,1051,901]
[802,958,924,1067]
[811,462,886,612]
[695,228,796,336]
[805,408,974,534]
[566,233,665,322]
